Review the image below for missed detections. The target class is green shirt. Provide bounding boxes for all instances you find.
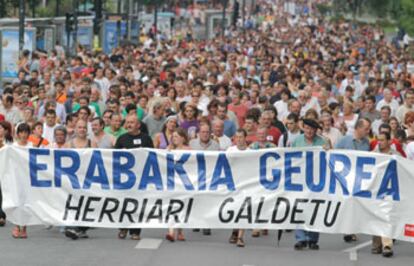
[292,134,327,148]
[72,103,101,117]
[122,106,145,121]
[104,126,127,139]
[90,102,101,117]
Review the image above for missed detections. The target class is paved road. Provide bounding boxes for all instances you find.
[0,223,412,266]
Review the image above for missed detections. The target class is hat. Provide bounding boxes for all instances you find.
[163,115,178,126]
[303,119,322,130]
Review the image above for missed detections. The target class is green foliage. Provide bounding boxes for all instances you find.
[316,3,332,16]
[399,0,414,35]
[36,6,54,17]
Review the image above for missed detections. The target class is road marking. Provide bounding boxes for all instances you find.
[135,238,163,250]
[342,240,372,262]
[342,240,372,253]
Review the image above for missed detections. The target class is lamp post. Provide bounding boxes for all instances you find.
[19,0,25,56]
[73,0,79,54]
[117,0,121,46]
[154,1,158,38]
[56,0,60,17]
[222,0,228,37]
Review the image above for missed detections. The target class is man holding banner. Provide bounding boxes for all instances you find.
[335,117,371,243]
[115,114,153,240]
[292,119,327,250]
[371,131,398,257]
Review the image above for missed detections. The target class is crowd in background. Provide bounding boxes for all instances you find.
[0,0,413,258]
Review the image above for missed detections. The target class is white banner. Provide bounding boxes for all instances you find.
[1,146,414,242]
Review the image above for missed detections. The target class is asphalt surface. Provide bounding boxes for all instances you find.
[0,223,413,266]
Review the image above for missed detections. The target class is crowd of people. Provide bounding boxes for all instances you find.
[1,0,413,258]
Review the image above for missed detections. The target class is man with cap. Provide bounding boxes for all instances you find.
[292,118,328,251]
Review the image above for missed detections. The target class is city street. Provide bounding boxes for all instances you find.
[0,224,413,266]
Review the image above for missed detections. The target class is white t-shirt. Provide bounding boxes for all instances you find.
[217,135,232,151]
[13,141,33,148]
[227,145,247,152]
[376,99,399,116]
[274,100,289,121]
[43,124,58,143]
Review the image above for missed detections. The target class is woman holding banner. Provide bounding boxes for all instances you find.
[227,128,249,247]
[12,123,33,238]
[64,120,97,240]
[165,128,191,242]
[0,120,13,227]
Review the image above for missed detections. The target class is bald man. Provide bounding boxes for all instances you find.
[115,115,153,240]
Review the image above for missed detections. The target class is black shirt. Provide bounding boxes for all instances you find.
[115,132,154,149]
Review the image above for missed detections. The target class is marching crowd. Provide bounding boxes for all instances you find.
[1,0,413,258]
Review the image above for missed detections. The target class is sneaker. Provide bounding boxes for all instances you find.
[65,229,79,240]
[192,229,200,232]
[308,241,319,250]
[294,241,307,250]
[382,246,393,258]
[343,234,357,243]
[202,229,211,235]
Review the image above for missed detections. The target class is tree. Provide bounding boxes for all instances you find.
[399,0,414,35]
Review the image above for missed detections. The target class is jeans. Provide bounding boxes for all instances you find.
[0,187,5,219]
[295,230,319,242]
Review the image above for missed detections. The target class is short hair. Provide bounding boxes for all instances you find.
[125,91,135,98]
[79,96,90,104]
[365,95,376,104]
[78,106,91,116]
[46,109,56,117]
[217,102,228,111]
[102,110,114,118]
[54,125,67,137]
[380,106,391,113]
[286,113,299,122]
[125,103,137,113]
[355,118,371,129]
[92,117,105,128]
[16,123,31,134]
[379,131,391,140]
[379,123,391,133]
[31,121,43,131]
[66,113,78,124]
[245,114,258,123]
[236,128,247,137]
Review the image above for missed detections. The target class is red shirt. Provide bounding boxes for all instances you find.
[228,103,248,128]
[266,126,282,146]
[370,138,406,157]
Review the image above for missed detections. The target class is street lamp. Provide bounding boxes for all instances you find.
[222,0,228,37]
[19,0,25,56]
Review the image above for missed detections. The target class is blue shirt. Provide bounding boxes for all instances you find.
[334,135,370,151]
[223,120,236,138]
